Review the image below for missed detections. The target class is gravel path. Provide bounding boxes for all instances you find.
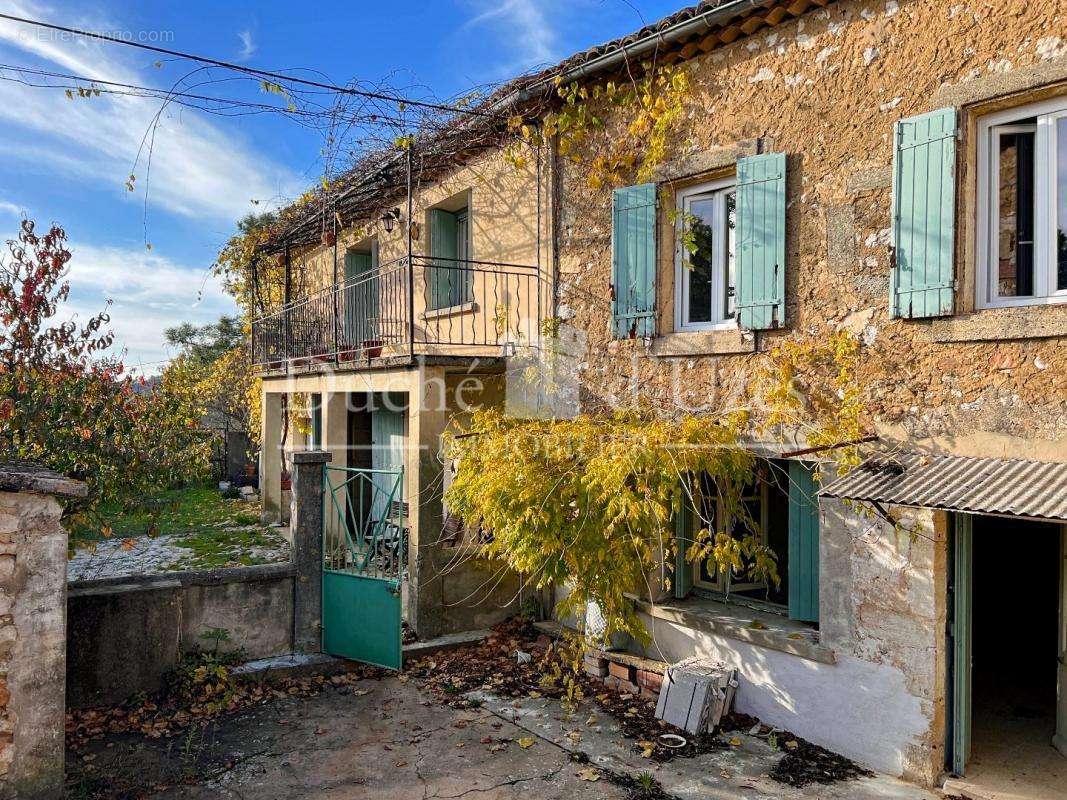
[68,527,290,581]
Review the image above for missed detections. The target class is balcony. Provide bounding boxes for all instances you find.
[251,256,546,371]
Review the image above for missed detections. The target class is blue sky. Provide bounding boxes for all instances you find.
[0,0,682,371]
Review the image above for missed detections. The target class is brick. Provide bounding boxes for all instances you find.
[640,687,660,701]
[607,661,635,682]
[636,669,663,693]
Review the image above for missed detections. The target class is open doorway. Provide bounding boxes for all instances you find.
[947,514,1067,798]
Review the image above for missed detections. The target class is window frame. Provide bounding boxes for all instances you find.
[692,480,770,596]
[674,177,736,332]
[975,95,1067,309]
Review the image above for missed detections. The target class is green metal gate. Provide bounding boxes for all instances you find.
[322,464,406,669]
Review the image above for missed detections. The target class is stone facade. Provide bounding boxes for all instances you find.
[257,0,1064,784]
[555,0,1065,459]
[544,0,1066,787]
[0,465,84,799]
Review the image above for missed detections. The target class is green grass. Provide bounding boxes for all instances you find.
[74,486,288,571]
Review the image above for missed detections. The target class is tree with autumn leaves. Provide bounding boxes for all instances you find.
[0,219,209,533]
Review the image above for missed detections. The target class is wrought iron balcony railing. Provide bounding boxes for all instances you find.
[251,256,545,370]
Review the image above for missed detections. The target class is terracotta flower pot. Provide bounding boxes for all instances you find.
[362,339,383,359]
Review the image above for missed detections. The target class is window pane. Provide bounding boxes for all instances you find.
[724,191,736,319]
[1058,118,1067,291]
[686,197,715,323]
[996,131,1036,297]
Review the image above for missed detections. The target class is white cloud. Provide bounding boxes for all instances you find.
[0,1,302,223]
[461,0,558,71]
[0,198,24,217]
[57,242,237,372]
[236,29,256,61]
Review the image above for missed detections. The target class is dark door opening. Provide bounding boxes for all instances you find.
[972,515,1059,740]
[956,514,1064,788]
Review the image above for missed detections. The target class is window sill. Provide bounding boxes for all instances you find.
[929,303,1067,343]
[630,594,835,665]
[423,301,478,321]
[648,329,755,357]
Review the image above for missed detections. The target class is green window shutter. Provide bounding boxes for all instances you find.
[611,184,656,338]
[787,460,820,623]
[344,250,373,284]
[736,152,786,330]
[891,107,957,319]
[429,209,458,309]
[673,479,694,599]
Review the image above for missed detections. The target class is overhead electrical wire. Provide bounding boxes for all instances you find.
[0,11,506,121]
[0,62,479,136]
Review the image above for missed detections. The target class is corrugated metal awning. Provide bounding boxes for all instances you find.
[819,452,1067,522]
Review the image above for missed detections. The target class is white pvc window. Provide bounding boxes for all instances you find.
[674,178,736,330]
[976,96,1067,308]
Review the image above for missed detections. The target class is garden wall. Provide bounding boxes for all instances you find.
[0,464,85,800]
[67,563,296,709]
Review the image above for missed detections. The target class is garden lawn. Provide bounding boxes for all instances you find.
[69,486,289,579]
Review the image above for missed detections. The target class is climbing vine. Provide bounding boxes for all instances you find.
[445,330,872,641]
[444,408,766,642]
[508,62,693,189]
[759,329,868,477]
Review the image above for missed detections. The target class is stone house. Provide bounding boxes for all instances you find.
[253,122,553,644]
[253,0,1066,793]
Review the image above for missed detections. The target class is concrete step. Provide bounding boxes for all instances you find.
[230,629,490,681]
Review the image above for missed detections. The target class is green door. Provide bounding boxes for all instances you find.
[949,512,973,775]
[322,570,402,669]
[322,457,405,670]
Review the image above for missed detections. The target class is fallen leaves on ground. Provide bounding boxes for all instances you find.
[408,618,872,788]
[66,666,383,750]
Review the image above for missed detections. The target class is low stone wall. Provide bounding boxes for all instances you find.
[67,563,296,709]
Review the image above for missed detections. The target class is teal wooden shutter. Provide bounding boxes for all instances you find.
[344,250,373,283]
[611,184,656,338]
[343,249,378,345]
[891,107,957,318]
[429,209,458,309]
[736,153,786,330]
[673,478,694,599]
[787,460,819,622]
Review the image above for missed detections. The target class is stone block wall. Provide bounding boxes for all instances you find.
[555,0,1067,460]
[0,465,84,800]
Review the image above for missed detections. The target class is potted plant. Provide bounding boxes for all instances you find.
[362,338,383,359]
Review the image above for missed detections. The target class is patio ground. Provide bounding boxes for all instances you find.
[67,673,941,800]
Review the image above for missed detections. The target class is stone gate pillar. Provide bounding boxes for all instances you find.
[0,464,85,799]
[290,450,330,654]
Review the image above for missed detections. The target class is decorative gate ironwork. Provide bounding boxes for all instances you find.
[321,465,406,669]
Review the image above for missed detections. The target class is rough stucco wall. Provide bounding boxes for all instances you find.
[638,613,931,779]
[0,491,68,799]
[291,145,549,328]
[819,500,947,784]
[67,567,296,709]
[557,0,1067,458]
